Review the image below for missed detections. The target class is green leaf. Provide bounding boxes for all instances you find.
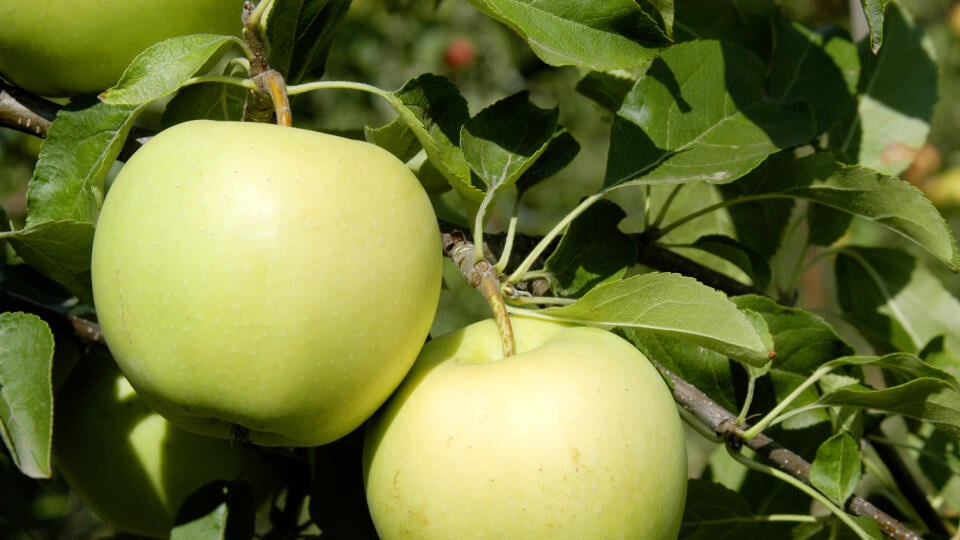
[625,328,739,411]
[859,0,891,53]
[679,479,762,538]
[0,313,54,479]
[100,34,240,106]
[461,92,558,194]
[831,3,937,175]
[575,71,635,114]
[536,272,772,366]
[171,481,255,540]
[162,83,247,125]
[818,378,960,440]
[544,200,636,297]
[734,295,853,375]
[605,40,814,187]
[732,154,960,270]
[834,248,960,353]
[364,118,423,164]
[386,75,477,207]
[767,20,859,135]
[260,0,351,84]
[809,431,862,505]
[825,353,960,389]
[465,0,670,71]
[514,128,580,196]
[685,235,771,290]
[25,99,140,227]
[2,221,95,305]
[673,0,775,58]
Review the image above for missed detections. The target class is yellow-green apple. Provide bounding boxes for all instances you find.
[53,351,279,538]
[0,0,242,96]
[91,120,442,447]
[364,316,688,539]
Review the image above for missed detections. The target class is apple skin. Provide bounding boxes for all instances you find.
[0,1,242,96]
[91,120,442,447]
[53,352,279,538]
[363,316,688,539]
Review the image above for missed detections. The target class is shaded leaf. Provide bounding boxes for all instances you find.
[625,328,739,411]
[172,481,255,540]
[466,0,670,71]
[309,429,378,539]
[3,221,95,305]
[162,83,247,125]
[575,71,635,114]
[545,200,635,297]
[685,235,771,290]
[25,99,140,227]
[0,313,54,479]
[835,248,960,353]
[261,0,352,84]
[605,40,814,187]
[809,431,862,505]
[731,154,960,270]
[514,128,579,196]
[536,272,772,366]
[386,75,477,207]
[819,378,960,440]
[831,3,937,175]
[767,20,859,135]
[734,295,853,375]
[364,118,422,164]
[679,479,760,539]
[100,34,240,105]
[673,0,775,58]
[461,92,557,195]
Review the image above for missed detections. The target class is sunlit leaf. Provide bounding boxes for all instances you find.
[605,40,814,187]
[0,313,54,479]
[466,0,670,70]
[809,431,862,505]
[25,99,140,227]
[100,34,240,105]
[534,272,772,366]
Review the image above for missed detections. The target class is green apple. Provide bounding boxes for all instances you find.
[0,0,242,96]
[364,316,688,539]
[53,351,279,538]
[91,120,442,447]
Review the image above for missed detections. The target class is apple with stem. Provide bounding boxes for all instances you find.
[364,316,688,539]
[91,120,442,447]
[0,0,242,96]
[53,351,280,538]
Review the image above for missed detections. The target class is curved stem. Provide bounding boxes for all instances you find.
[255,70,292,126]
[656,193,784,238]
[651,183,686,229]
[505,296,575,306]
[182,75,258,90]
[736,371,759,425]
[494,197,521,273]
[473,190,496,263]
[287,80,392,99]
[741,364,834,440]
[726,446,874,540]
[506,191,606,284]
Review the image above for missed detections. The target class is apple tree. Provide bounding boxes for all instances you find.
[2,0,960,538]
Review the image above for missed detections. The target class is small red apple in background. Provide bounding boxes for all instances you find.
[443,36,476,71]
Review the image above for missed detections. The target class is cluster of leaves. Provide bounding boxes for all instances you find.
[3,0,960,538]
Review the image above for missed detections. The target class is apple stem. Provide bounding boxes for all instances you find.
[240,1,293,126]
[443,232,516,357]
[255,70,293,127]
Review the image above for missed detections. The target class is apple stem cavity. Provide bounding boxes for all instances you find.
[443,231,516,357]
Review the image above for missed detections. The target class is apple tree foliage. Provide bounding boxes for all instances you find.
[2,0,960,538]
